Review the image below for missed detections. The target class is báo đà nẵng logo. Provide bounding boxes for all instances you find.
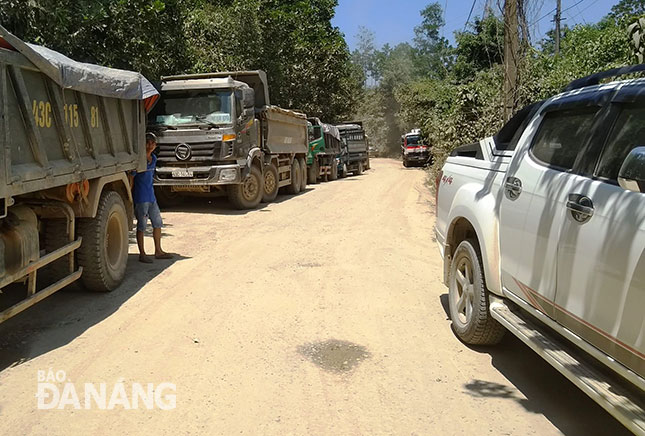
[36,369,176,410]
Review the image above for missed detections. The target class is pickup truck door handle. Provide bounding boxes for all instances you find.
[504,176,522,200]
[566,194,594,223]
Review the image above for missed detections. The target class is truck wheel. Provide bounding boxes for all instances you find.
[307,160,319,184]
[286,158,301,195]
[261,163,279,203]
[354,161,364,176]
[155,186,183,209]
[227,165,263,209]
[448,239,505,345]
[329,161,338,180]
[76,191,129,292]
[365,158,371,170]
[403,160,409,168]
[298,157,307,191]
[340,163,348,178]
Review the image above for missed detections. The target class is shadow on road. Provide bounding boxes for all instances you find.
[438,294,632,436]
[0,252,190,372]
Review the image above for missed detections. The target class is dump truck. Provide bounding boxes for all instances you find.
[0,26,157,324]
[306,117,342,183]
[148,71,308,209]
[336,122,370,176]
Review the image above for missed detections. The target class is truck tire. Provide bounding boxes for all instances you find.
[261,163,279,203]
[329,161,338,181]
[76,190,129,292]
[286,158,301,195]
[403,160,409,168]
[448,239,505,345]
[155,186,183,209]
[298,157,307,191]
[354,161,364,176]
[227,165,263,209]
[307,160,319,184]
[340,163,348,178]
[365,157,371,170]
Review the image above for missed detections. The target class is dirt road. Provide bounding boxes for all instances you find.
[0,158,631,435]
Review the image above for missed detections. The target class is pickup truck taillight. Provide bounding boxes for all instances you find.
[435,170,442,215]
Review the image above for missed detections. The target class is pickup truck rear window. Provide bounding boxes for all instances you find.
[530,109,597,171]
[596,106,645,181]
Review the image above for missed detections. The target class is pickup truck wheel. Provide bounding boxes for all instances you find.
[298,157,307,191]
[261,163,279,203]
[286,158,301,195]
[329,161,338,180]
[403,160,409,168]
[155,186,183,209]
[307,160,319,184]
[448,239,505,345]
[76,190,129,292]
[227,165,263,209]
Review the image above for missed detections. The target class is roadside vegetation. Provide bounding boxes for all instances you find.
[350,0,645,179]
[0,0,363,123]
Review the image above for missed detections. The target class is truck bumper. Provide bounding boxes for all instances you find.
[154,164,244,186]
[404,153,430,163]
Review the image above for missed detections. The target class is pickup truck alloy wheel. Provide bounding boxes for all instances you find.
[76,190,129,292]
[227,166,263,209]
[448,239,505,345]
[262,163,279,203]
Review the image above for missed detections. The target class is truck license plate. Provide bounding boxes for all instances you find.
[171,169,193,178]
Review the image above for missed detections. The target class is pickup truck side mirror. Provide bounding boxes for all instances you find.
[618,146,645,193]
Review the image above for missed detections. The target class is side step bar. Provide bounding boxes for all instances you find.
[0,238,83,324]
[490,300,645,436]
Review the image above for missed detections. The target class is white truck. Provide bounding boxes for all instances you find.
[435,67,645,435]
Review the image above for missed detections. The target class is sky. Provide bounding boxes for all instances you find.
[332,0,619,51]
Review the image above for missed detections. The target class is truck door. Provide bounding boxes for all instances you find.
[554,102,645,377]
[499,104,601,318]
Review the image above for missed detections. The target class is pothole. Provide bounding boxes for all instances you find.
[297,339,371,374]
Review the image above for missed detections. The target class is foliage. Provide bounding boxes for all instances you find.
[0,0,361,122]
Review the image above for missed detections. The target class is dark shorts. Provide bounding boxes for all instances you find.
[134,202,163,232]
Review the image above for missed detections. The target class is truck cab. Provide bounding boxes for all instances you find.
[307,117,342,182]
[402,129,430,167]
[148,71,308,209]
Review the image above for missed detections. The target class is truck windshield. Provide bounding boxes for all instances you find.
[406,135,421,145]
[150,90,233,126]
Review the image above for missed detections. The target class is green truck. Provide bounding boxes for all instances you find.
[148,71,308,209]
[0,26,157,323]
[306,117,342,183]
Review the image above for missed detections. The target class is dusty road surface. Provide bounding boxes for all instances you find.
[0,158,632,436]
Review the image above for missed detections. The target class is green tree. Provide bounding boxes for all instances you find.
[412,2,451,79]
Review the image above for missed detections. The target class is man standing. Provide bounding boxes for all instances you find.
[132,132,173,263]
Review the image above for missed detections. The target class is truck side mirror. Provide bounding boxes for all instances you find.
[242,88,255,109]
[618,146,645,193]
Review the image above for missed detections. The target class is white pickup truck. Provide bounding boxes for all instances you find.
[435,68,645,435]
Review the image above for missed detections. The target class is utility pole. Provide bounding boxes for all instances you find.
[503,0,519,121]
[555,0,562,55]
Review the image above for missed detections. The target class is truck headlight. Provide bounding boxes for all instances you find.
[219,169,237,182]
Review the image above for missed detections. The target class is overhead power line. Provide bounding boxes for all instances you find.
[463,0,478,30]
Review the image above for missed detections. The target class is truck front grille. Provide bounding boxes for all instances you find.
[157,141,222,162]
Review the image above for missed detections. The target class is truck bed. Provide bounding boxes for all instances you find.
[260,106,308,155]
